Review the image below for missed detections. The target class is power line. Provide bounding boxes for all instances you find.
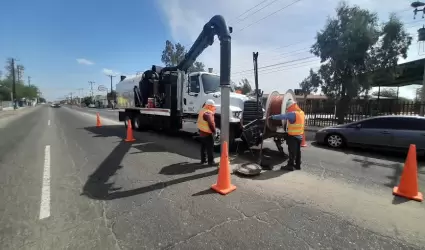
[232,56,315,75]
[233,0,282,25]
[233,58,318,77]
[239,0,302,31]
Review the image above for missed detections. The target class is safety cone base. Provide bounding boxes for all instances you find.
[211,183,236,195]
[125,138,136,142]
[393,187,423,202]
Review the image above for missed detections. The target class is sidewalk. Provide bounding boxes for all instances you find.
[0,106,29,119]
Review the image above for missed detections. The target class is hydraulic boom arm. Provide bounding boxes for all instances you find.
[162,15,232,86]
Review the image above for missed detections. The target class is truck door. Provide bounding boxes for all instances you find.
[183,75,201,114]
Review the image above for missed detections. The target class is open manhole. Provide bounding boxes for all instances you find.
[235,162,263,176]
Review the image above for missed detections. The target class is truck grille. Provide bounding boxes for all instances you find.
[242,100,264,125]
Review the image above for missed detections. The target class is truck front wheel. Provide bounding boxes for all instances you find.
[213,127,235,152]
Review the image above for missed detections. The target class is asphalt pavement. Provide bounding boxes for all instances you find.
[0,105,424,250]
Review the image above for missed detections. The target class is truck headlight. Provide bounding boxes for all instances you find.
[232,111,242,119]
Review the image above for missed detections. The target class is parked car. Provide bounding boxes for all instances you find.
[315,115,425,154]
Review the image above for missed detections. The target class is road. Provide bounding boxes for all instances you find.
[0,105,424,250]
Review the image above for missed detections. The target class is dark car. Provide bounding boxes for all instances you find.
[315,115,425,154]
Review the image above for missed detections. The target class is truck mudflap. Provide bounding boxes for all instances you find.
[118,110,127,122]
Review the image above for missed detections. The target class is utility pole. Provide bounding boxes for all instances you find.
[88,81,95,101]
[11,58,17,110]
[77,88,83,106]
[106,75,116,109]
[28,76,31,86]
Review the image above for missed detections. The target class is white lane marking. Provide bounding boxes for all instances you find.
[48,120,50,126]
[39,145,51,220]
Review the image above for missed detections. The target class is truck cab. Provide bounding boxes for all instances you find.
[182,71,264,148]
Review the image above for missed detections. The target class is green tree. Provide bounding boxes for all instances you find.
[0,59,40,101]
[299,68,322,99]
[16,64,25,82]
[311,1,411,123]
[234,78,252,94]
[161,40,206,72]
[371,88,397,98]
[188,61,205,73]
[82,96,93,106]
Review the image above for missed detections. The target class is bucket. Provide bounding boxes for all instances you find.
[147,98,155,108]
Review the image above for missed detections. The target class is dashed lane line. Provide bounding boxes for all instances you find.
[39,145,51,220]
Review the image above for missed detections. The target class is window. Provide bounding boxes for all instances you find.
[202,74,220,94]
[358,117,398,129]
[397,117,425,131]
[189,75,200,93]
[201,74,235,94]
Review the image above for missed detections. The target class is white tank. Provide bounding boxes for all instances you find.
[115,74,143,108]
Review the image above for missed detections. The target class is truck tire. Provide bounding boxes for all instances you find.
[133,114,148,131]
[213,127,235,152]
[124,115,135,130]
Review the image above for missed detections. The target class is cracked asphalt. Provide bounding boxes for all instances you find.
[1,105,424,250]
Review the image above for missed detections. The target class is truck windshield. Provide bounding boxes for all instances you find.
[202,74,234,93]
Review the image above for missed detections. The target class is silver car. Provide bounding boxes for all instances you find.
[315,115,425,154]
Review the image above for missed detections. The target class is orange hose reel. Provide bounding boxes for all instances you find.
[265,91,287,132]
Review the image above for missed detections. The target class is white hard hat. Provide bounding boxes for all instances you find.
[205,99,215,106]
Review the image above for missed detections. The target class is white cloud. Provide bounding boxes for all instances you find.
[102,68,120,76]
[157,0,423,99]
[76,58,94,65]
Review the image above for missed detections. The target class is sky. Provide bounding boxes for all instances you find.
[0,0,424,101]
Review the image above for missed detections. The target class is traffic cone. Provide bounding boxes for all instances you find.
[125,119,136,142]
[301,133,307,147]
[211,141,236,195]
[393,144,423,202]
[96,113,102,127]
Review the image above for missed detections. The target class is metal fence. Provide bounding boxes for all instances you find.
[299,100,425,127]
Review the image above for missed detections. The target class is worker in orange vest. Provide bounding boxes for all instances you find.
[269,99,305,171]
[197,99,217,166]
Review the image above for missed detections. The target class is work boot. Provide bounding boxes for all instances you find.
[201,159,207,165]
[294,165,301,170]
[281,164,294,171]
[208,161,217,166]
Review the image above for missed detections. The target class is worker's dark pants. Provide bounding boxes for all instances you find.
[286,136,301,168]
[200,134,214,163]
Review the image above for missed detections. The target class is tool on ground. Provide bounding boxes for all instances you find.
[211,141,236,195]
[393,144,423,202]
[96,113,102,127]
[125,119,136,142]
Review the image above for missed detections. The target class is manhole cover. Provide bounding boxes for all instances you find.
[235,163,262,176]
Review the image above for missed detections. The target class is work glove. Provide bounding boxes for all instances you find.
[268,115,274,120]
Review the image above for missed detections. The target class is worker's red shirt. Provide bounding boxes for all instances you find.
[199,112,216,136]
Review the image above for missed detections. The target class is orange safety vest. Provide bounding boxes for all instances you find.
[287,110,305,136]
[197,108,213,134]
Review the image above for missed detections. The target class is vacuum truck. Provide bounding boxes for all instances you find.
[116,16,265,150]
[116,15,293,156]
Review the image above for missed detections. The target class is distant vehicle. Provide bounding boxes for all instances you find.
[50,102,61,108]
[88,104,96,108]
[315,115,425,155]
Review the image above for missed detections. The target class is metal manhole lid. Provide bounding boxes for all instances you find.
[235,162,262,176]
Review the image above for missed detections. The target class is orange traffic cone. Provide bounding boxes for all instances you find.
[125,119,136,142]
[211,141,236,195]
[301,133,307,147]
[96,113,102,127]
[393,144,423,202]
